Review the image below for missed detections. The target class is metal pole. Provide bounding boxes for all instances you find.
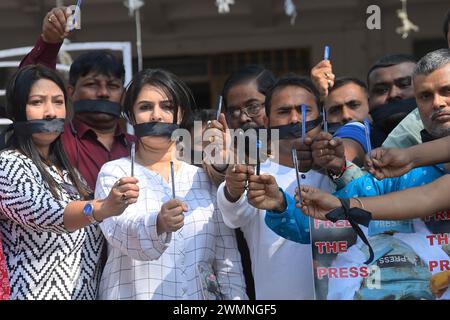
[135,7,143,72]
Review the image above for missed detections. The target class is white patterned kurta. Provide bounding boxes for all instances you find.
[95,158,246,300]
[0,150,103,300]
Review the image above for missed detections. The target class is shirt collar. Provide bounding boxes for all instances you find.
[71,117,130,146]
[71,117,129,142]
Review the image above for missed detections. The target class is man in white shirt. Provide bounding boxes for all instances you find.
[217,75,334,299]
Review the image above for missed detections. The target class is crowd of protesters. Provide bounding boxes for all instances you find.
[0,6,449,300]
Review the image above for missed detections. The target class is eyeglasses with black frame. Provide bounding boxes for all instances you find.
[226,101,264,120]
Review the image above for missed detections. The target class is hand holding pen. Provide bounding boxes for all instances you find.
[311,45,335,97]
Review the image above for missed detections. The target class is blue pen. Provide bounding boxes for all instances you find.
[324,45,330,60]
[70,0,83,31]
[364,118,372,158]
[322,45,330,132]
[256,139,261,175]
[301,104,307,143]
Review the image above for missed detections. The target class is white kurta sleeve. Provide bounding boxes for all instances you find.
[95,163,171,261]
[216,181,258,229]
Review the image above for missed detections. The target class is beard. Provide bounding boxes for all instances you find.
[425,111,450,138]
[427,124,450,138]
[241,121,260,131]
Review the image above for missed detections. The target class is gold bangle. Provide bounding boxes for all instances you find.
[353,197,365,210]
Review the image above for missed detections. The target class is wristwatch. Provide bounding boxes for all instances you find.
[83,202,98,224]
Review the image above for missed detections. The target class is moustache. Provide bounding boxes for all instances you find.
[431,111,450,121]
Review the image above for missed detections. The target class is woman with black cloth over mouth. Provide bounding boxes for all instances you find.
[94,68,246,300]
[0,65,139,299]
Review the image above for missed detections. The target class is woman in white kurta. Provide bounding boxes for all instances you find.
[95,68,246,300]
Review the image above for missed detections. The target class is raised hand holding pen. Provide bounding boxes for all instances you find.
[42,6,72,43]
[311,45,335,97]
[203,113,230,168]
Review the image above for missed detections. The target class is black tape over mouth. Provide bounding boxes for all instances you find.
[270,116,323,140]
[73,99,122,118]
[134,122,180,138]
[13,118,65,135]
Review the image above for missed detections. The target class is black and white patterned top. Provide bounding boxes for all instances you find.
[0,150,104,300]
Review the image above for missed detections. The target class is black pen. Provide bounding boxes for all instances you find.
[170,161,176,199]
[130,142,135,177]
[216,96,223,121]
[291,148,303,204]
[322,106,328,133]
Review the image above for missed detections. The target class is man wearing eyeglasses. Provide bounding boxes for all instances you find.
[224,90,267,132]
[203,65,277,186]
[216,74,334,300]
[200,65,277,300]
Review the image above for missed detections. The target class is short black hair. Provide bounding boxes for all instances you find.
[221,65,276,110]
[367,54,417,85]
[69,51,125,86]
[444,10,450,39]
[264,74,320,116]
[329,77,368,96]
[192,109,216,124]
